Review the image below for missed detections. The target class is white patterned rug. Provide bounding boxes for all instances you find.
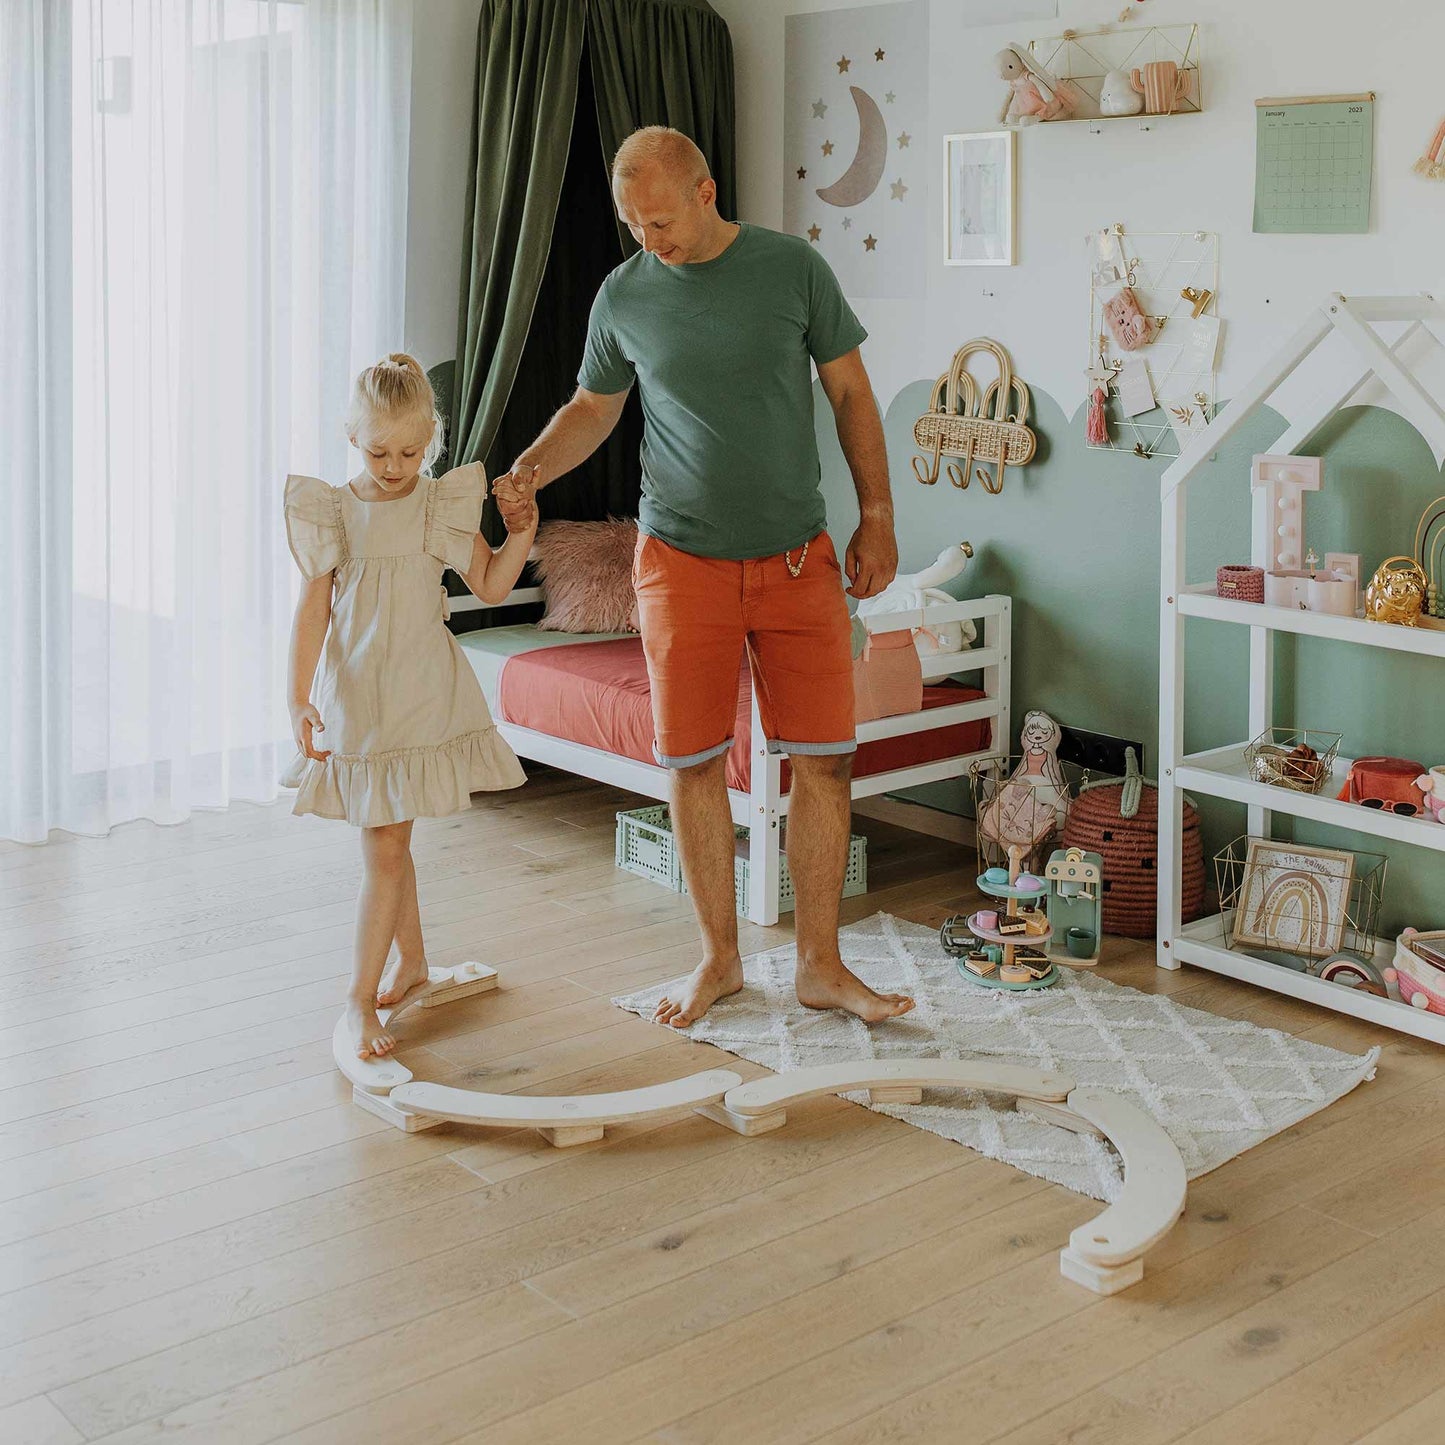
[613,913,1380,1202]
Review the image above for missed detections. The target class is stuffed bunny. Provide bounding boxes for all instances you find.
[995,45,1077,127]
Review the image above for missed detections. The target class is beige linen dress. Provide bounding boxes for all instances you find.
[281,463,525,825]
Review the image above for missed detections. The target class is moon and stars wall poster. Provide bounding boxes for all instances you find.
[783,1,927,300]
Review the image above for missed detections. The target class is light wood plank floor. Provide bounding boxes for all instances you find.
[0,770,1434,1445]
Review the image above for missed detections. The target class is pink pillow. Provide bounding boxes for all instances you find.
[532,518,640,634]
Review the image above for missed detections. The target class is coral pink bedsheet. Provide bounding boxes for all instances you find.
[495,637,990,793]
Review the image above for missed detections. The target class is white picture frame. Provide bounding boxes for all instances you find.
[944,130,1015,266]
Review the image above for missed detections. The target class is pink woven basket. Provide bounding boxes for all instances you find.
[1216,564,1264,604]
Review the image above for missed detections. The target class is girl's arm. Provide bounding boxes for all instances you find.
[288,573,334,759]
[460,497,539,605]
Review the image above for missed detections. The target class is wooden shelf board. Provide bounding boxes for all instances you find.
[1176,585,1445,658]
[1174,914,1445,1046]
[1176,745,1445,854]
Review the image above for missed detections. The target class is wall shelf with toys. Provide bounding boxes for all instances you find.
[1020,24,1202,128]
[1158,291,1445,1047]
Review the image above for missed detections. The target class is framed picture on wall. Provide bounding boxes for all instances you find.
[1232,839,1356,959]
[944,130,1015,266]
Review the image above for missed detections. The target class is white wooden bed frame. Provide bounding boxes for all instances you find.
[451,579,1012,925]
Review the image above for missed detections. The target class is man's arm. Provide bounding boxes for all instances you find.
[816,347,897,600]
[497,386,630,498]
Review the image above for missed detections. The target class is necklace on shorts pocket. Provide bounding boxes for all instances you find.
[784,539,810,578]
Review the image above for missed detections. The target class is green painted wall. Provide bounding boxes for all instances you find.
[818,382,1445,933]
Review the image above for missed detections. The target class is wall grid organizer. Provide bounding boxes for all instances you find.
[1087,223,1219,460]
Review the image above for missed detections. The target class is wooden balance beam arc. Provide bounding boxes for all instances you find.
[702,1061,1187,1296]
[387,1070,743,1147]
[331,975,1187,1291]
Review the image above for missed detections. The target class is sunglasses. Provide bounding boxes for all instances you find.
[1359,798,1420,816]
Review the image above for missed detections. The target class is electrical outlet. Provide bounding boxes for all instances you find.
[1056,725,1143,781]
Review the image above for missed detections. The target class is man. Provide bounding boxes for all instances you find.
[493,126,912,1027]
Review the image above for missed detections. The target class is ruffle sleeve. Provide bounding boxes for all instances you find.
[424,463,485,574]
[284,474,346,580]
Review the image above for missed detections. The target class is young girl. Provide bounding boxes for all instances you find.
[283,353,538,1060]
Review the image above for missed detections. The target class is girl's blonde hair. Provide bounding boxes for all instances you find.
[346,352,445,473]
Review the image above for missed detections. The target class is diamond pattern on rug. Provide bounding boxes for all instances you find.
[613,913,1380,1202]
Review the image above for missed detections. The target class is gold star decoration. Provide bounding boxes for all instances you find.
[875,47,885,61]
[897,132,912,149]
[837,55,851,73]
[884,90,896,103]
[890,178,908,201]
[807,223,822,243]
[821,139,834,156]
[841,216,853,230]
[811,99,827,119]
[796,166,807,180]
[863,233,878,251]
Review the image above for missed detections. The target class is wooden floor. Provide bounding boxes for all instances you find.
[1,769,1440,1445]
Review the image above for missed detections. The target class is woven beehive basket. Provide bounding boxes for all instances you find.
[1062,780,1206,939]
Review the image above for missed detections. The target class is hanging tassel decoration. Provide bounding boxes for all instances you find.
[1415,116,1445,179]
[1086,385,1109,445]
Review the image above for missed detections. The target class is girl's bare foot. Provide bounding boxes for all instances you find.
[376,954,430,1008]
[795,956,914,1023]
[653,956,745,1029]
[347,1000,396,1059]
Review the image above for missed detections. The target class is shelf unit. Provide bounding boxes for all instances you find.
[1158,292,1445,1045]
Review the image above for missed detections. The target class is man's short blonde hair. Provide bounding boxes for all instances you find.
[611,126,711,194]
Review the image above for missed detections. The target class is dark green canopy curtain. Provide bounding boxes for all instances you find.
[451,0,736,529]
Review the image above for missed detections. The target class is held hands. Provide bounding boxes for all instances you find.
[492,464,540,536]
[289,700,331,762]
[844,515,898,600]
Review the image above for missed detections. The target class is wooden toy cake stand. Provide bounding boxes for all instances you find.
[964,844,1059,989]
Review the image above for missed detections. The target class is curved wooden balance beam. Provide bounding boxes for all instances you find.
[331,962,500,1097]
[331,965,744,1146]
[708,1062,1187,1296]
[388,1070,744,1147]
[1056,1087,1187,1295]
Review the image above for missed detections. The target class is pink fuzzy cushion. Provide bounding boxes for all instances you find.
[532,518,640,634]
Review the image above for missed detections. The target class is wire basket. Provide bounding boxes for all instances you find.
[1214,835,1386,968]
[1243,728,1342,796]
[968,755,1092,876]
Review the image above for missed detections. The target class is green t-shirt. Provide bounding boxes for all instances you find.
[577,222,867,560]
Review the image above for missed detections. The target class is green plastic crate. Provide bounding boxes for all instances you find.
[615,804,867,916]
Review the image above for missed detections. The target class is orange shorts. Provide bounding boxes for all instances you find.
[632,530,857,769]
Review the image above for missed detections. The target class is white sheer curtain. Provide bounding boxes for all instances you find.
[2,0,413,843]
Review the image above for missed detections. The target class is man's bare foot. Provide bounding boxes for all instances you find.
[377,955,430,1008]
[347,999,396,1060]
[795,956,914,1023]
[653,956,745,1029]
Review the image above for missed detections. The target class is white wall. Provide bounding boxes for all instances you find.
[710,0,1445,435]
[404,0,484,367]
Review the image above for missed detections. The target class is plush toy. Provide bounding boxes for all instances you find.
[978,710,1072,860]
[995,45,1078,127]
[1099,68,1143,116]
[856,542,977,656]
[1416,768,1445,823]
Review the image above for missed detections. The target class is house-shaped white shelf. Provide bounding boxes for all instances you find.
[1156,291,1445,1044]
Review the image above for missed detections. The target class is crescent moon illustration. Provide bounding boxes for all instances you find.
[815,86,887,208]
